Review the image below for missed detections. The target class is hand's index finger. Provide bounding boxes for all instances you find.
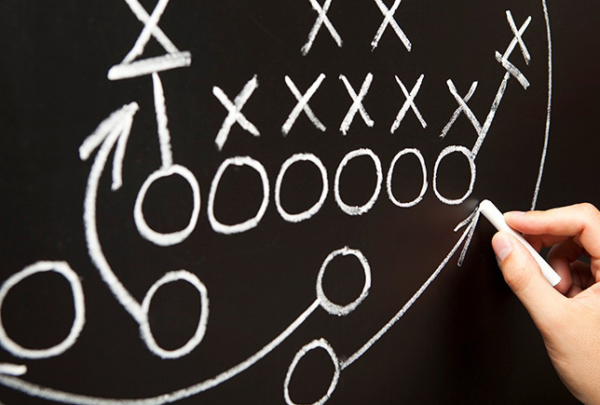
[505,203,600,261]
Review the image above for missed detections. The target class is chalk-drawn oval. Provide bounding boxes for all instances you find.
[334,148,383,216]
[140,270,209,359]
[284,338,341,405]
[276,153,329,223]
[0,261,85,359]
[134,164,201,246]
[433,145,476,206]
[316,247,371,316]
[208,156,270,234]
[387,148,428,208]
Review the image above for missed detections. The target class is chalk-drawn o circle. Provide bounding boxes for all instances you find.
[140,270,209,359]
[316,247,371,316]
[0,261,85,359]
[134,164,201,246]
[334,148,382,216]
[284,338,340,405]
[275,153,329,223]
[208,156,270,234]
[386,148,428,208]
[433,145,476,206]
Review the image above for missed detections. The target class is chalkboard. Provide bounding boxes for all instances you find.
[0,0,598,403]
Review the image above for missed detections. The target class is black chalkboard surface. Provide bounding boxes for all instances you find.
[1,0,598,403]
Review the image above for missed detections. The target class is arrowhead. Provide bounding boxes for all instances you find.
[454,207,481,267]
[79,102,139,190]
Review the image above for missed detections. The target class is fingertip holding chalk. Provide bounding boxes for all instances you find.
[479,199,561,287]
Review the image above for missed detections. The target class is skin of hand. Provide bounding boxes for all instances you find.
[491,203,600,404]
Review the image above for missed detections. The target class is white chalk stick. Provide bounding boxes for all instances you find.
[480,199,561,287]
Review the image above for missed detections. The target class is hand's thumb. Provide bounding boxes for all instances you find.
[492,232,565,327]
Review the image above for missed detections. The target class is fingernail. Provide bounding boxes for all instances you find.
[504,211,525,220]
[492,233,513,262]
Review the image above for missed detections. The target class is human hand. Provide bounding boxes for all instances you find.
[492,203,600,404]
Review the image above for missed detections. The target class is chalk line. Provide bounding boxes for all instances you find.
[341,208,479,369]
[472,72,509,157]
[152,73,173,169]
[0,364,26,377]
[0,300,321,405]
[108,53,191,81]
[455,209,481,267]
[532,0,552,210]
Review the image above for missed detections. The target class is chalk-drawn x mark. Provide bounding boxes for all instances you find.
[372,0,412,51]
[213,76,261,151]
[302,0,343,55]
[339,73,374,135]
[446,75,510,157]
[391,74,426,133]
[495,11,532,90]
[108,0,191,80]
[506,10,531,64]
[282,74,327,136]
[440,81,478,138]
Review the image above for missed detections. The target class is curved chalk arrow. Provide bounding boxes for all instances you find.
[80,102,146,323]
